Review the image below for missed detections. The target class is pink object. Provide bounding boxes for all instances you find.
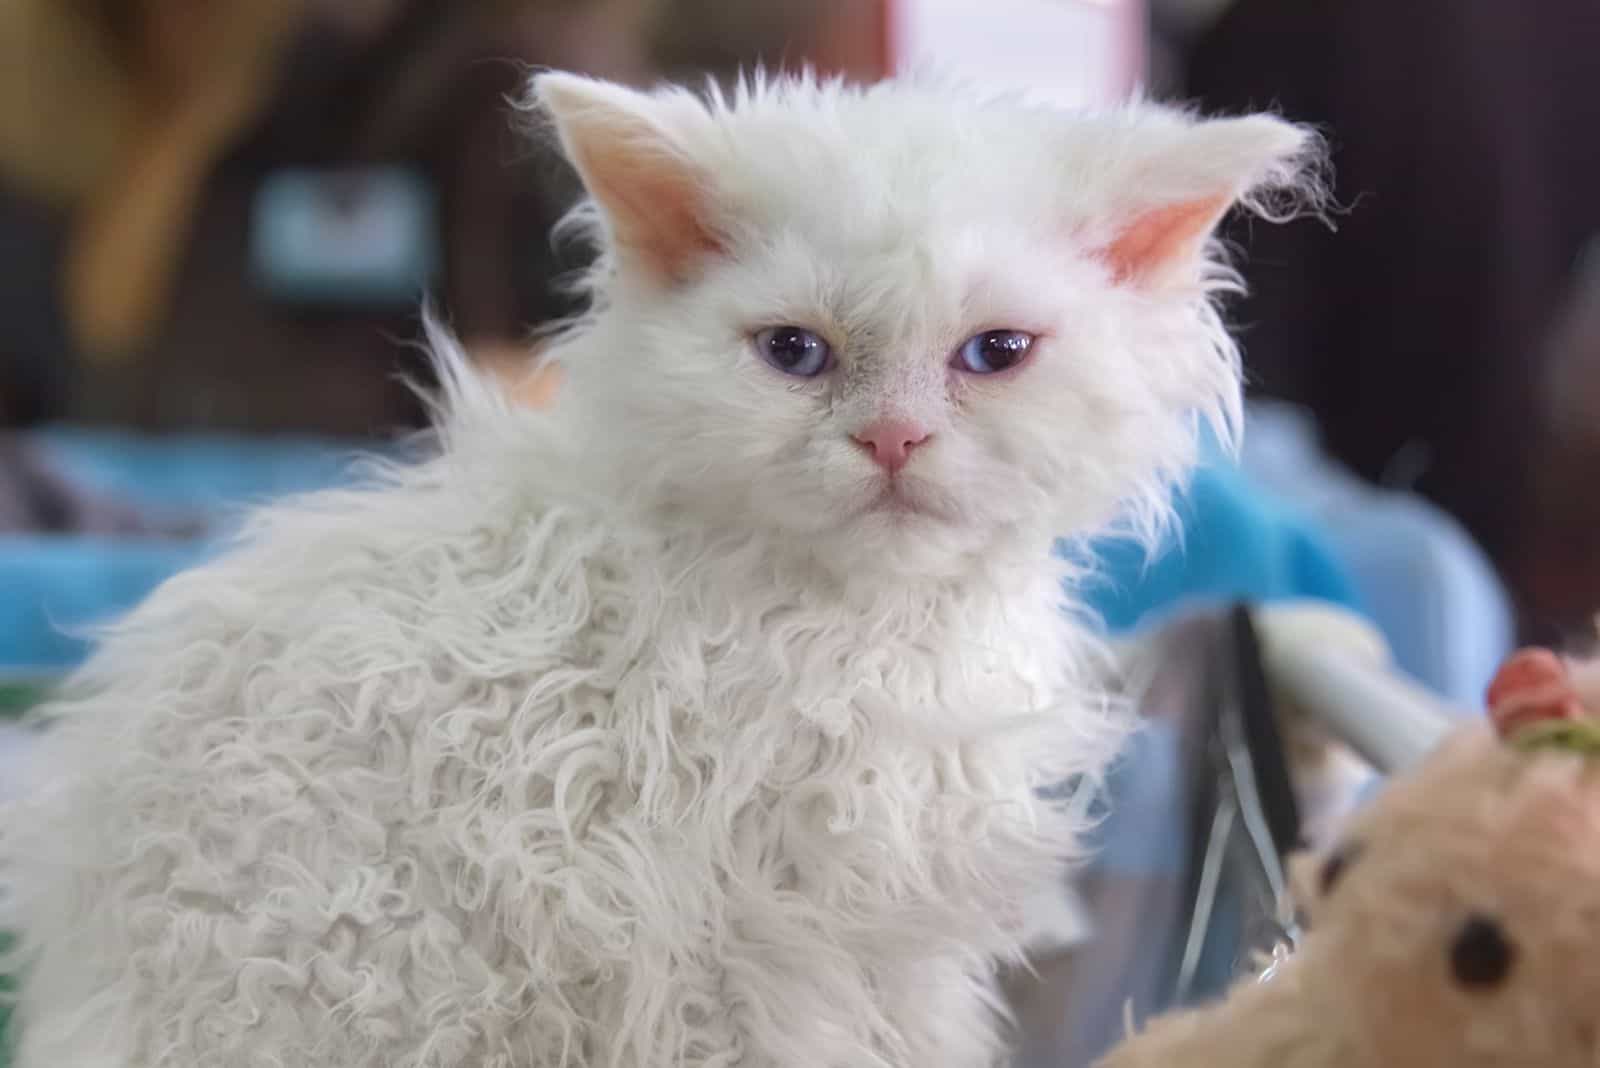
[852,419,930,475]
[1486,647,1586,738]
[886,0,1145,109]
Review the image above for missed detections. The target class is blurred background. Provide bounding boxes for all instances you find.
[2,0,1598,685]
[4,3,1598,1065]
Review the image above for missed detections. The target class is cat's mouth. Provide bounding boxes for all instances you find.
[862,481,954,522]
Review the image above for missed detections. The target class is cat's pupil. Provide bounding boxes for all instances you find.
[768,328,816,368]
[979,332,1029,370]
[953,329,1036,375]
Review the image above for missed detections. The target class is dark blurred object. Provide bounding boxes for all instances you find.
[0,194,74,427]
[1145,0,1231,97]
[4,0,314,404]
[1521,241,1600,641]
[651,0,815,77]
[0,433,203,538]
[650,0,886,84]
[0,0,652,435]
[68,0,580,435]
[1184,0,1600,638]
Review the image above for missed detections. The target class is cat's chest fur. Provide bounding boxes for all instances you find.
[417,503,1090,1062]
[426,499,1083,899]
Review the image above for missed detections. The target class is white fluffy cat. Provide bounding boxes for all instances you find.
[0,73,1318,1067]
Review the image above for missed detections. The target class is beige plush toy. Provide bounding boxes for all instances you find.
[1096,649,1600,1068]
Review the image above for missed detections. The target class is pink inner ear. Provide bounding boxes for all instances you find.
[578,139,725,283]
[1103,195,1230,285]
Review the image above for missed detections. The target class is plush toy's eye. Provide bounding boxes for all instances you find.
[1450,914,1517,991]
[1318,841,1364,896]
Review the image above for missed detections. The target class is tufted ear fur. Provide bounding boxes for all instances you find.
[1098,114,1320,290]
[535,72,724,283]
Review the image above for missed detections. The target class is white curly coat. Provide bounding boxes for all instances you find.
[0,74,1317,1067]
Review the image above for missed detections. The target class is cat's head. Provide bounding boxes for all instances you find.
[533,72,1322,580]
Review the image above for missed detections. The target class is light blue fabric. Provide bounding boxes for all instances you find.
[32,426,366,512]
[0,536,211,671]
[1078,446,1363,634]
[0,429,376,672]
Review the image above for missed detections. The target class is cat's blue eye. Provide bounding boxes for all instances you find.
[952,330,1035,375]
[755,326,833,378]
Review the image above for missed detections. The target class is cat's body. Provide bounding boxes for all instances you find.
[4,412,1093,1067]
[0,75,1318,1067]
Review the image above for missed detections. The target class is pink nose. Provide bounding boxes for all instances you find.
[852,419,930,474]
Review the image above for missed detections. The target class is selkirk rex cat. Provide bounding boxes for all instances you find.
[0,73,1322,1067]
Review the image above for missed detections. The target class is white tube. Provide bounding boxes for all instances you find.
[1251,602,1459,773]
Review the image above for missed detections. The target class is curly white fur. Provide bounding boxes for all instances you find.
[0,74,1319,1067]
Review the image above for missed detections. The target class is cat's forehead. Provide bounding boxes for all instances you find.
[699,87,1074,249]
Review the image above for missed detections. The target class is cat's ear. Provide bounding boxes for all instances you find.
[1099,114,1322,291]
[534,72,722,282]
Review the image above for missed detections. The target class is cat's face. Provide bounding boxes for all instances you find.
[538,74,1318,578]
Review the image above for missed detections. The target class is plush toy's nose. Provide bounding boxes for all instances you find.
[1450,914,1516,990]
